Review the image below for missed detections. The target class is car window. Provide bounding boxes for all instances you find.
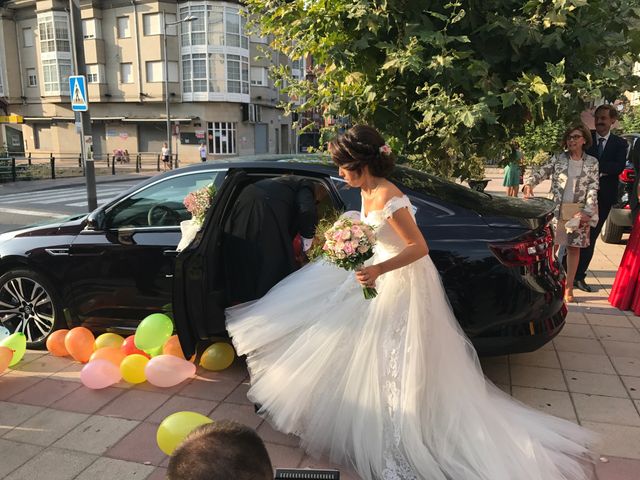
[106,171,224,229]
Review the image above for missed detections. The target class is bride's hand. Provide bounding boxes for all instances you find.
[356,265,383,287]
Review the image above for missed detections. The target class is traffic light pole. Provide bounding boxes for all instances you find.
[69,0,97,211]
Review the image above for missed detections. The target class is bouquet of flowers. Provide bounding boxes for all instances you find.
[177,183,216,251]
[321,215,378,299]
[184,183,217,226]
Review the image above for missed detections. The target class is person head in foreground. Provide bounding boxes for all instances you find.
[328,125,396,187]
[167,421,273,480]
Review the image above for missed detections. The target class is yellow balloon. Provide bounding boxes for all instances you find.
[199,342,235,371]
[0,332,26,367]
[94,333,124,350]
[120,354,149,384]
[157,411,213,455]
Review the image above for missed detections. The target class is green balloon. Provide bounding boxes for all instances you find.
[135,313,173,351]
[145,346,163,357]
[0,332,26,367]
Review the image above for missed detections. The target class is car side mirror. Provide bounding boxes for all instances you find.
[85,210,105,231]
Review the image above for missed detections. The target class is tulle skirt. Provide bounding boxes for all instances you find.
[609,212,640,315]
[226,255,596,480]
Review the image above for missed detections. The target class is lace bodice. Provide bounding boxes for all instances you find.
[362,195,414,260]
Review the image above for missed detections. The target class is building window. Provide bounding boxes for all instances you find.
[207,122,236,154]
[180,2,250,100]
[82,18,101,39]
[26,68,37,87]
[249,33,268,44]
[23,28,34,47]
[227,54,249,94]
[42,59,72,94]
[146,61,163,82]
[120,63,133,84]
[38,13,71,53]
[87,64,103,83]
[250,66,267,86]
[117,16,131,38]
[143,13,161,36]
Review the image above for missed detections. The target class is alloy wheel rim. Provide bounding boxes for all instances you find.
[0,277,55,343]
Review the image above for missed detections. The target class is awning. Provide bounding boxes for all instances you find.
[121,117,195,123]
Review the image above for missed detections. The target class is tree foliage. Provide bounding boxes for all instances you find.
[620,105,640,134]
[248,0,640,179]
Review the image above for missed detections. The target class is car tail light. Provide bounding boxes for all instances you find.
[489,227,553,267]
[619,168,635,183]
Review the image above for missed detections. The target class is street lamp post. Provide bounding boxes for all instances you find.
[163,13,197,169]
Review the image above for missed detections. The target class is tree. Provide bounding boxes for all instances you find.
[248,0,640,179]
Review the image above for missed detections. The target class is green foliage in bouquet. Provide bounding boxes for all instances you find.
[306,209,343,262]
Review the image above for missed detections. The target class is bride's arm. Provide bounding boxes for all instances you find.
[355,208,429,287]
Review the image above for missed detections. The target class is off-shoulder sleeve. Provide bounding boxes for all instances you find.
[382,195,412,219]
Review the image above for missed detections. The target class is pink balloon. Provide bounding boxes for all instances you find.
[145,354,196,388]
[80,359,122,389]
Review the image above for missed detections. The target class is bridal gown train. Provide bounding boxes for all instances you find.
[226,195,595,480]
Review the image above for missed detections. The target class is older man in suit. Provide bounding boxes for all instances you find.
[574,104,628,292]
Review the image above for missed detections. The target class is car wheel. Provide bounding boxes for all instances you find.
[600,218,624,244]
[0,269,64,349]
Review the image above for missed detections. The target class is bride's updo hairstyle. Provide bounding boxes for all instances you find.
[328,125,396,178]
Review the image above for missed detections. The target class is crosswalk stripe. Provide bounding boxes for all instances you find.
[66,196,119,207]
[0,183,137,205]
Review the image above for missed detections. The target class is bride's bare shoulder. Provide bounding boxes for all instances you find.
[378,181,404,204]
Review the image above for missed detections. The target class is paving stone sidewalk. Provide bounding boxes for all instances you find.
[0,169,639,480]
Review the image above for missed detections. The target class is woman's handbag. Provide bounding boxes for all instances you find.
[559,203,582,221]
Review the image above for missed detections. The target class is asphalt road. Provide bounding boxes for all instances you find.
[0,176,148,233]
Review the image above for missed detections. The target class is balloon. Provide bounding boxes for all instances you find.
[120,353,149,384]
[0,332,26,367]
[0,346,13,372]
[157,411,213,455]
[64,327,95,363]
[163,335,195,362]
[89,346,126,367]
[199,342,235,371]
[0,326,10,341]
[46,329,69,357]
[145,346,163,358]
[94,333,124,350]
[121,335,150,358]
[134,313,173,351]
[80,359,121,389]
[145,355,196,388]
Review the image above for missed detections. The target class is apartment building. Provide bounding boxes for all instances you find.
[0,0,294,161]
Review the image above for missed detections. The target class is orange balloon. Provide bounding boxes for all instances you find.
[0,346,13,372]
[90,346,126,367]
[64,327,95,363]
[46,329,69,357]
[163,335,195,362]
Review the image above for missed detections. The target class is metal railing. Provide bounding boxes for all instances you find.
[0,151,181,183]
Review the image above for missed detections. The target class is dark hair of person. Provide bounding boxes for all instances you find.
[167,421,273,480]
[594,103,619,120]
[562,123,593,151]
[328,125,396,177]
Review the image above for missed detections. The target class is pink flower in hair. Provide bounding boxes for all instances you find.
[379,144,391,155]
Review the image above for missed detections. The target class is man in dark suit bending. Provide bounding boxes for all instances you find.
[574,104,628,292]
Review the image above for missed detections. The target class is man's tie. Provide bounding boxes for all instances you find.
[597,137,605,157]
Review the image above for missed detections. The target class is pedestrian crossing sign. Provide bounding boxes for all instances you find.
[69,75,88,112]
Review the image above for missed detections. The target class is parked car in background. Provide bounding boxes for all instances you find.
[601,133,638,243]
[0,156,564,356]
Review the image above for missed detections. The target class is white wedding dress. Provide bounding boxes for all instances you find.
[226,195,595,480]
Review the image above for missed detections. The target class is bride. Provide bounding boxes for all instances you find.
[226,125,596,480]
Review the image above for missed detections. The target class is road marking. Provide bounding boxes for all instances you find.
[0,207,68,218]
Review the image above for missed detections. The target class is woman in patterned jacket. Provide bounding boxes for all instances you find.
[522,123,599,303]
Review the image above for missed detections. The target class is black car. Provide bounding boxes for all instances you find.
[0,156,564,356]
[601,133,638,243]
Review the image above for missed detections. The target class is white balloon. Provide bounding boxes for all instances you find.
[0,326,10,342]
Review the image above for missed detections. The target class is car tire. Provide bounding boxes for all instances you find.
[600,218,624,244]
[0,268,64,349]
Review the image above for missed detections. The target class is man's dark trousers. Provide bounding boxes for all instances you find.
[575,133,628,282]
